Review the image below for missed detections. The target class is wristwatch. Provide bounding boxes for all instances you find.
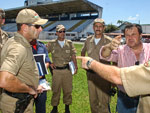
[86,59,94,68]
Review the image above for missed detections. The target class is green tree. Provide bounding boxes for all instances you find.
[117,20,124,25]
[105,24,119,33]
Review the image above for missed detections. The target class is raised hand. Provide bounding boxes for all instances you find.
[101,35,122,58]
[110,35,122,50]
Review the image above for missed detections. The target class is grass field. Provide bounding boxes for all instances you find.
[44,43,117,113]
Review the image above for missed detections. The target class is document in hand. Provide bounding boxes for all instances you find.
[33,54,48,76]
[69,61,76,75]
[39,79,51,91]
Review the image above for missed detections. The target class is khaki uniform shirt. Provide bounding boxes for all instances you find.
[0,30,8,95]
[81,35,112,61]
[0,29,8,63]
[47,39,76,66]
[0,32,39,88]
[121,63,150,113]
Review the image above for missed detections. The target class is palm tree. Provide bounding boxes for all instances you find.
[117,20,124,25]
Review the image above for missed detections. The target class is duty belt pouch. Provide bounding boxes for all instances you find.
[15,94,33,113]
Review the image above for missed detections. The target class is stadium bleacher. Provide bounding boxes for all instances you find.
[3,0,103,40]
[43,20,80,32]
[2,23,17,32]
[73,19,94,32]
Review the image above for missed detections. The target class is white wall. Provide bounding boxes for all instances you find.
[142,25,150,34]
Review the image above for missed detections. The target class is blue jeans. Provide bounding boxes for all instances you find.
[35,91,47,113]
[116,91,139,113]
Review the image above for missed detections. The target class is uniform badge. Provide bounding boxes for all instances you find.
[144,60,150,67]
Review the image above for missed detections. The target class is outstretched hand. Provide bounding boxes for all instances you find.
[110,35,122,50]
[76,56,92,69]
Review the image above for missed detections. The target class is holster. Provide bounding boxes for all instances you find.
[4,90,33,113]
[15,94,33,113]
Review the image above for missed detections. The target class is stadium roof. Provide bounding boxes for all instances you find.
[5,0,102,19]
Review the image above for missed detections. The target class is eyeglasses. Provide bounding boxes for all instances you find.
[58,31,66,33]
[25,24,42,29]
[135,61,139,65]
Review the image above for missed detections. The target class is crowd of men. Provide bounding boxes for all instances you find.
[0,7,150,113]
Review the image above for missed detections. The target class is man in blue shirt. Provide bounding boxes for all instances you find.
[30,39,51,113]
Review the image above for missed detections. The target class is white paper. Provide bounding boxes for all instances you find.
[69,61,76,75]
[39,79,51,91]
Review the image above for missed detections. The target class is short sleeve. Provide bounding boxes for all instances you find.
[121,64,150,97]
[0,44,26,75]
[70,42,76,56]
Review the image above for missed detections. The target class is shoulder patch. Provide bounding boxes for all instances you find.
[66,39,72,43]
[87,35,94,39]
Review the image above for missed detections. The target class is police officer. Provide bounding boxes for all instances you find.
[0,8,8,95]
[0,7,8,112]
[81,18,112,113]
[47,24,78,113]
[0,8,8,55]
[0,9,48,113]
[77,56,150,113]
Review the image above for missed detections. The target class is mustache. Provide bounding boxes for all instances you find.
[96,30,101,32]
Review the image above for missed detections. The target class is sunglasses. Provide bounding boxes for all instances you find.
[58,31,66,33]
[25,24,42,29]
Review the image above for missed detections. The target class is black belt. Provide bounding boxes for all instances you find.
[4,90,31,100]
[118,90,139,100]
[55,64,69,70]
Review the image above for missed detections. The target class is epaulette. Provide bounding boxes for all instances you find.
[87,35,94,39]
[66,39,72,43]
[49,39,56,43]
[104,35,112,41]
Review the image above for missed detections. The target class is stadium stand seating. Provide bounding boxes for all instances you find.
[43,20,80,32]
[2,23,17,32]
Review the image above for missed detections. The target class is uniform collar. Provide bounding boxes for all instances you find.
[90,34,105,43]
[0,29,8,38]
[56,38,67,43]
[56,38,70,47]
